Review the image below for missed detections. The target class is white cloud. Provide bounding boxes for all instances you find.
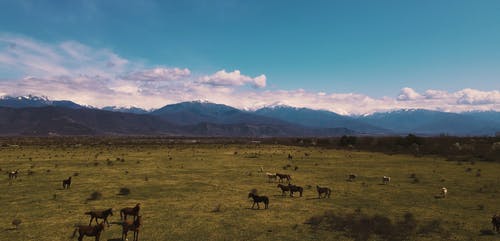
[455,88,500,105]
[122,67,191,82]
[0,34,499,115]
[397,87,422,101]
[200,69,266,88]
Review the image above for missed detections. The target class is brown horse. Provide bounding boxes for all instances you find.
[71,222,105,241]
[120,203,140,221]
[493,214,500,233]
[62,176,72,189]
[277,184,290,196]
[122,215,142,241]
[85,208,113,227]
[288,184,303,197]
[276,173,291,183]
[316,185,331,198]
[248,193,269,209]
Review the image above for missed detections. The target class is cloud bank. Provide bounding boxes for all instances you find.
[0,34,499,115]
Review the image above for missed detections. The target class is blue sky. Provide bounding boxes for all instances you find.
[0,0,499,114]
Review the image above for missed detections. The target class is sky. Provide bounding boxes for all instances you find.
[0,0,499,115]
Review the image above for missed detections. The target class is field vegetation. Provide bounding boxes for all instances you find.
[0,137,499,240]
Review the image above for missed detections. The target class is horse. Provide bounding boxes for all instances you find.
[492,214,500,233]
[441,187,448,198]
[316,185,331,198]
[382,176,391,184]
[288,154,293,160]
[348,174,356,181]
[277,184,290,196]
[288,184,303,197]
[62,176,72,189]
[266,172,277,182]
[85,208,113,227]
[71,222,105,241]
[120,203,140,221]
[248,193,269,209]
[122,215,142,241]
[276,173,291,183]
[8,169,19,179]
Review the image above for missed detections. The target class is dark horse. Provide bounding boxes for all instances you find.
[121,203,140,221]
[85,208,113,227]
[288,184,303,197]
[122,215,142,241]
[248,193,269,209]
[493,214,500,233]
[62,176,72,189]
[316,185,331,198]
[276,173,291,183]
[71,222,105,241]
[277,184,290,196]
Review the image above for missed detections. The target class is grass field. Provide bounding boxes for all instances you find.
[0,141,499,240]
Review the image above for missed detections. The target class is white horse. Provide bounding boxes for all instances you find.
[441,187,448,198]
[266,172,277,182]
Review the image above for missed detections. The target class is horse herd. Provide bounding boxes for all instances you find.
[249,171,332,210]
[71,203,142,241]
[5,152,500,239]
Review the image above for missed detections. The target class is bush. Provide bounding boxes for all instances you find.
[88,191,103,201]
[12,219,21,229]
[118,187,131,195]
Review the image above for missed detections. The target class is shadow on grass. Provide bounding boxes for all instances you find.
[245,207,268,211]
[107,239,122,241]
[305,197,321,200]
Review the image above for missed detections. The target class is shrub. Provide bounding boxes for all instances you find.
[212,204,222,212]
[88,191,103,201]
[12,219,21,229]
[119,188,131,195]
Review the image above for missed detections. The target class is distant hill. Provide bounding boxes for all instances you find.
[254,105,388,134]
[152,101,302,127]
[0,106,179,136]
[102,106,150,114]
[0,95,84,109]
[0,95,498,136]
[0,105,354,137]
[358,109,500,136]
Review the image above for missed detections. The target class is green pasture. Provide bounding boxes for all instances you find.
[0,142,499,240]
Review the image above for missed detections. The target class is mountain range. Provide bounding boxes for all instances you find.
[0,95,498,136]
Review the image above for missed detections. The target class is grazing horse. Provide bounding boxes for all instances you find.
[266,172,277,182]
[348,174,356,181]
[122,215,142,241]
[382,176,391,184]
[277,184,290,196]
[85,208,113,227]
[288,154,293,160]
[316,185,331,198]
[276,173,291,183]
[62,176,72,189]
[120,203,140,221]
[71,222,105,241]
[492,214,500,233]
[288,184,303,197]
[441,187,448,198]
[248,193,269,209]
[8,169,19,179]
